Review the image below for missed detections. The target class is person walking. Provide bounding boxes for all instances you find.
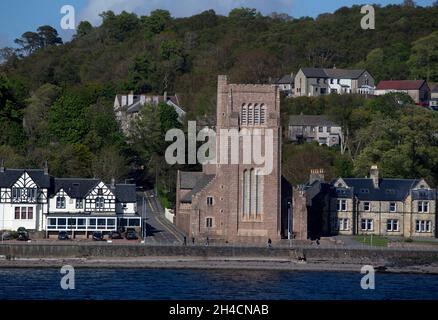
[267,238,272,248]
[183,236,187,246]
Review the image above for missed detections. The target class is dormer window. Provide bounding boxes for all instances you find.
[56,196,66,209]
[98,188,103,195]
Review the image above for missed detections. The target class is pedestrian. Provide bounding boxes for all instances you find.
[183,236,187,246]
[206,237,210,246]
[192,237,195,245]
[267,238,272,248]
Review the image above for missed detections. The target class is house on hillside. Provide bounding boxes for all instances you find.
[375,80,430,105]
[277,73,294,97]
[293,166,437,240]
[294,67,375,97]
[429,83,438,108]
[288,114,343,147]
[114,92,185,136]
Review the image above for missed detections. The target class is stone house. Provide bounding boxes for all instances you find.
[294,67,375,97]
[375,80,430,105]
[277,73,294,97]
[288,114,343,147]
[293,166,437,239]
[114,92,185,136]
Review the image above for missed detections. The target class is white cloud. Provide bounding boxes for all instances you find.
[80,0,294,25]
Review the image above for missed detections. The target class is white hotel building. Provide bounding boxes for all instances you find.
[0,165,140,237]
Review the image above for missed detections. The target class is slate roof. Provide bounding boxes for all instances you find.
[340,178,420,201]
[53,178,99,198]
[289,115,339,127]
[53,178,137,202]
[0,169,51,188]
[277,74,294,84]
[114,184,137,203]
[179,172,215,203]
[300,68,366,79]
[376,80,427,91]
[430,83,438,93]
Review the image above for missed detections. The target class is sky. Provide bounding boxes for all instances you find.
[0,0,435,47]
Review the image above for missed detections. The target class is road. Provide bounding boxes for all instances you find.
[137,190,184,245]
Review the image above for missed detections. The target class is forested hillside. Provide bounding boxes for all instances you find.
[1,3,438,202]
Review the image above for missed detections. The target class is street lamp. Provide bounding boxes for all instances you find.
[287,200,292,248]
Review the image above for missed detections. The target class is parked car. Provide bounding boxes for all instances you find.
[126,230,139,240]
[58,231,70,241]
[92,232,105,241]
[17,227,29,241]
[109,231,123,240]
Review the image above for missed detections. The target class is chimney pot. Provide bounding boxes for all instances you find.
[370,165,379,188]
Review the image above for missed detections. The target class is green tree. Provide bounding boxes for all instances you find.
[408,31,438,82]
[75,21,93,38]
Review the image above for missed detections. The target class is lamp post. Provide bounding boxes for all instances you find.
[287,200,292,248]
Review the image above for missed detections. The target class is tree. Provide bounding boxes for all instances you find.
[24,83,61,146]
[92,146,128,182]
[37,25,63,48]
[75,21,93,38]
[14,31,41,55]
[408,31,438,82]
[143,9,172,35]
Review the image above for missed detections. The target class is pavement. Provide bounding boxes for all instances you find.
[138,190,184,245]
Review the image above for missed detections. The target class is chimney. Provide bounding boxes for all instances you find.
[121,95,127,106]
[370,165,379,188]
[44,160,49,175]
[164,91,168,102]
[140,95,146,105]
[111,178,115,188]
[309,169,325,184]
[128,91,134,105]
[0,159,4,173]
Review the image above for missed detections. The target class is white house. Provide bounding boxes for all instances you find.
[0,164,140,237]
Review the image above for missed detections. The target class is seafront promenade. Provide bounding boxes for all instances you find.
[1,243,437,274]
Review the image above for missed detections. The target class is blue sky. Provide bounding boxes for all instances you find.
[0,0,434,47]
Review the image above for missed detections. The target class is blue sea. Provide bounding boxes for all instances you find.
[0,268,437,300]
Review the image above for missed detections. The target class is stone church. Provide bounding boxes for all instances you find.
[175,75,291,244]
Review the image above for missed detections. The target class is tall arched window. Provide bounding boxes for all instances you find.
[242,169,248,215]
[247,104,253,125]
[254,104,260,125]
[250,169,257,216]
[241,104,247,126]
[260,104,266,124]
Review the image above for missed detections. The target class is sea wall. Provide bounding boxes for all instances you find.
[0,244,437,267]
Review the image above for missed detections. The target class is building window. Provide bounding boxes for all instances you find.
[28,207,33,220]
[361,219,373,231]
[389,202,396,212]
[260,105,266,124]
[14,207,20,219]
[56,196,66,209]
[416,220,432,233]
[318,126,323,133]
[248,104,253,125]
[418,201,429,213]
[336,199,347,211]
[12,188,21,201]
[363,202,370,211]
[21,207,27,219]
[76,199,83,209]
[241,104,247,126]
[387,219,399,232]
[95,197,105,209]
[206,217,213,228]
[28,188,37,202]
[254,104,260,125]
[207,196,214,206]
[98,188,103,195]
[337,218,349,231]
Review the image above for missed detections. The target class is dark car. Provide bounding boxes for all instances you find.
[0,231,11,241]
[92,232,105,241]
[17,227,29,241]
[58,231,70,241]
[126,230,138,240]
[109,231,123,240]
